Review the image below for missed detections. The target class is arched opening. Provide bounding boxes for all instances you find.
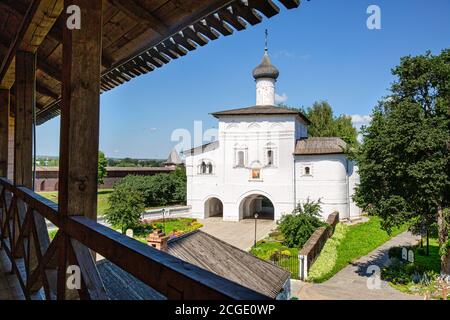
[54,181,59,191]
[40,180,46,191]
[239,194,274,220]
[204,197,223,218]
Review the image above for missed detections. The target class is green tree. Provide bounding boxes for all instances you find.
[104,184,145,233]
[354,49,450,275]
[277,199,326,248]
[98,151,108,185]
[285,101,358,148]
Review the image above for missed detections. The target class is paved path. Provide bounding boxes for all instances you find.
[199,217,276,251]
[292,231,423,300]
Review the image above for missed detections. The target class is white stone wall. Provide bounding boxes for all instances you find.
[255,78,275,106]
[186,114,309,221]
[294,154,359,220]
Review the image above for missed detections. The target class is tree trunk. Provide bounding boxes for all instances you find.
[426,229,430,256]
[437,205,450,276]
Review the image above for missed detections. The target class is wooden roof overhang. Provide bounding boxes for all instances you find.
[0,0,301,125]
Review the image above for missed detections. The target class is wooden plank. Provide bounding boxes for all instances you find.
[109,0,169,35]
[14,51,35,189]
[231,1,263,26]
[0,0,63,89]
[0,89,9,177]
[248,0,280,18]
[70,238,108,300]
[278,0,301,10]
[218,8,247,31]
[66,215,270,300]
[58,0,103,221]
[19,0,64,52]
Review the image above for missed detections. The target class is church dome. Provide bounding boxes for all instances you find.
[252,52,279,80]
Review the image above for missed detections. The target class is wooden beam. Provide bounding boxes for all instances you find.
[19,0,64,52]
[0,0,63,89]
[37,59,61,80]
[109,0,169,35]
[47,25,113,68]
[36,82,59,99]
[59,0,103,220]
[0,89,9,177]
[14,51,35,189]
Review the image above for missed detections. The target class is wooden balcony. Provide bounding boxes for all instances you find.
[0,0,301,300]
[0,177,270,300]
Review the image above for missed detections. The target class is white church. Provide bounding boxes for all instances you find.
[184,47,361,222]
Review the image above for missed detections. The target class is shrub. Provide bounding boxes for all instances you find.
[104,184,145,233]
[114,167,186,208]
[277,199,326,248]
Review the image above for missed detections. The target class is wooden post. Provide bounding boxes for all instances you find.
[14,51,36,189]
[58,0,106,300]
[58,0,103,221]
[0,89,9,177]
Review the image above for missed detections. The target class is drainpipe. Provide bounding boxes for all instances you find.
[346,159,351,220]
[293,153,297,209]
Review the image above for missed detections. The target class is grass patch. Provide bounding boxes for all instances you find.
[39,189,113,216]
[308,216,407,283]
[308,223,348,281]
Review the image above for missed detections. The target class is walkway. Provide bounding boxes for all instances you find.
[199,217,276,251]
[292,231,423,300]
[0,249,22,300]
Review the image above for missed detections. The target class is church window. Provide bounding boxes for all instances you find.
[237,151,245,167]
[200,161,207,174]
[207,163,213,174]
[267,150,274,166]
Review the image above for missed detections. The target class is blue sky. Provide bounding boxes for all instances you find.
[36,0,450,159]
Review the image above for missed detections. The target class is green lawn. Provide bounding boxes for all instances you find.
[39,189,113,216]
[308,216,407,283]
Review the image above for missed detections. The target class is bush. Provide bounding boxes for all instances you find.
[104,184,145,233]
[277,199,326,248]
[114,167,186,208]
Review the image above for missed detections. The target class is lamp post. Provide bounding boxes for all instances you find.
[254,213,259,248]
[162,208,166,234]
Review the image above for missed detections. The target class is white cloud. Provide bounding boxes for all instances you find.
[273,50,310,60]
[275,93,288,104]
[351,114,372,127]
[350,114,372,143]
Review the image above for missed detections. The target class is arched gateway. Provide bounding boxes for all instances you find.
[239,194,274,220]
[204,197,223,218]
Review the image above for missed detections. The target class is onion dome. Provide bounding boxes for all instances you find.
[252,51,279,80]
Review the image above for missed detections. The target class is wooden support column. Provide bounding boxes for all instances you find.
[58,0,107,300]
[59,0,103,220]
[14,51,35,189]
[0,89,9,177]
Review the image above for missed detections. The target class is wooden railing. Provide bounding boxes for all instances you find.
[0,177,269,300]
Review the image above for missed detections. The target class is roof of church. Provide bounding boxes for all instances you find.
[164,148,183,165]
[252,51,280,80]
[211,105,311,124]
[295,137,348,155]
[167,230,290,299]
[183,141,219,155]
